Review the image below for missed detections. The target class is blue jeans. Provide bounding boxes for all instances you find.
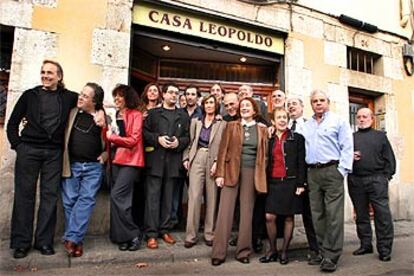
[61,162,103,243]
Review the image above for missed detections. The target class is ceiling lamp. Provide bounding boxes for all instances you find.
[162,45,171,51]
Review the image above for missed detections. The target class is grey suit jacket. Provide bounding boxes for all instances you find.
[183,117,227,171]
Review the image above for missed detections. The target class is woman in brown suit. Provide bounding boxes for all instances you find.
[211,97,268,266]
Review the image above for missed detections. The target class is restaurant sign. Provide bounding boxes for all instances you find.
[133,2,284,55]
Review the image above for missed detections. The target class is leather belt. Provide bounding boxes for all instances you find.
[308,160,339,169]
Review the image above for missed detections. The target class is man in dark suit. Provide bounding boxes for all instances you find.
[143,82,190,249]
[287,97,319,261]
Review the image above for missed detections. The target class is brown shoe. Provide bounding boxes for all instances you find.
[73,243,83,257]
[162,233,176,245]
[64,240,75,256]
[184,241,196,248]
[147,238,158,249]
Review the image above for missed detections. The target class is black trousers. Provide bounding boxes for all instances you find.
[301,189,319,252]
[348,174,394,256]
[110,165,141,243]
[10,143,62,249]
[252,193,266,240]
[144,174,175,238]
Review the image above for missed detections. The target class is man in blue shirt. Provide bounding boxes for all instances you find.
[302,90,353,272]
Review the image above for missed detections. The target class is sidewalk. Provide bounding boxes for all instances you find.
[1,220,413,272]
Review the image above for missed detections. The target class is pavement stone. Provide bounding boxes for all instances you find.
[0,220,412,272]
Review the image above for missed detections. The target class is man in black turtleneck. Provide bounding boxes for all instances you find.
[7,60,78,259]
[348,107,396,262]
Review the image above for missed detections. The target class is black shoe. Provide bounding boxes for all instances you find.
[34,245,55,255]
[259,252,278,263]
[118,242,129,251]
[379,254,391,262]
[252,238,263,253]
[320,258,337,272]
[352,246,373,256]
[13,248,30,259]
[236,257,250,264]
[308,253,323,265]
[184,241,196,248]
[211,258,224,266]
[279,252,289,265]
[229,236,237,246]
[128,237,141,251]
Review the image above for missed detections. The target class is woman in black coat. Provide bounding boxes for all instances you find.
[259,107,306,265]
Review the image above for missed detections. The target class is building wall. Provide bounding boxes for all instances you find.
[0,0,133,239]
[298,0,414,38]
[0,0,412,239]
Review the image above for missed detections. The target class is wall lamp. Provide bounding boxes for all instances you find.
[338,14,378,33]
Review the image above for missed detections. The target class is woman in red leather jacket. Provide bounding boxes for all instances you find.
[106,84,144,251]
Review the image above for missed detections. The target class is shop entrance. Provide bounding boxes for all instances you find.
[130,26,283,109]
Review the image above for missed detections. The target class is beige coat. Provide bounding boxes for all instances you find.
[183,117,227,172]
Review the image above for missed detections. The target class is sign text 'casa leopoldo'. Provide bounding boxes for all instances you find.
[133,3,284,54]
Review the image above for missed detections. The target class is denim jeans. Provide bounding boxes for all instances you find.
[61,162,103,243]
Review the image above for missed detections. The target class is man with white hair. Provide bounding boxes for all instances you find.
[348,107,395,262]
[302,90,353,272]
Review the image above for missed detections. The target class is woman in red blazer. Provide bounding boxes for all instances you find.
[106,84,144,251]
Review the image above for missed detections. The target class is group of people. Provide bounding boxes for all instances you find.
[7,60,396,273]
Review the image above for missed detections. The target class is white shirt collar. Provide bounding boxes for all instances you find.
[241,119,256,127]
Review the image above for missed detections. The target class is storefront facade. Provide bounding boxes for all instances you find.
[0,0,412,238]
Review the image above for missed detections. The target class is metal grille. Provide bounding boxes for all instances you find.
[347,47,380,74]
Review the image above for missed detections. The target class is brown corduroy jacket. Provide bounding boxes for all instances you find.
[215,120,268,193]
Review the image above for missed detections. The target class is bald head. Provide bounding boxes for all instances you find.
[223,92,239,116]
[356,107,374,129]
[271,89,286,108]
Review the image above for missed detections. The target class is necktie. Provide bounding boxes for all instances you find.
[291,120,297,131]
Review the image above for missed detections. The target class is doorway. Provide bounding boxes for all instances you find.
[130,26,283,109]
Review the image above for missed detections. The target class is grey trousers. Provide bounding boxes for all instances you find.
[307,165,344,263]
[211,167,256,261]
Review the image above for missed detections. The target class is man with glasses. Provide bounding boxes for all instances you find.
[61,83,107,258]
[143,83,190,249]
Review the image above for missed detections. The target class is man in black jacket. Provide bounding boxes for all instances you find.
[143,83,190,249]
[7,60,78,259]
[348,107,396,262]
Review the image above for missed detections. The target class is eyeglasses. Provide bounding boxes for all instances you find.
[166,90,179,95]
[79,93,92,99]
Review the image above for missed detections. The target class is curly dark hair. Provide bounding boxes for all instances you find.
[112,84,141,109]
